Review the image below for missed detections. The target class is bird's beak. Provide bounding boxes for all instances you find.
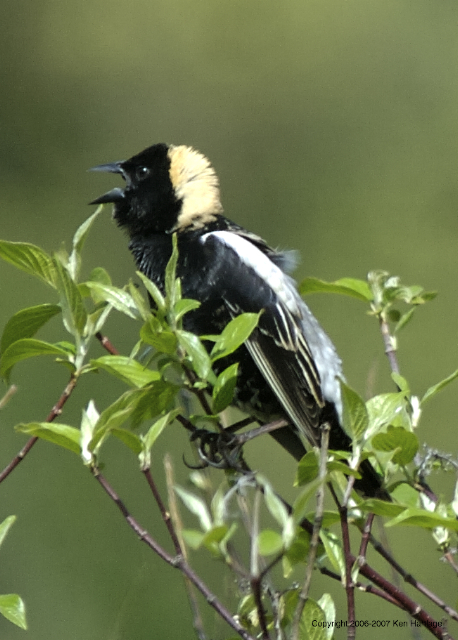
[89,161,126,205]
[89,187,125,205]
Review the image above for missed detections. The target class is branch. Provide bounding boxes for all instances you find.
[0,372,79,484]
[291,423,329,640]
[91,465,256,640]
[95,331,120,355]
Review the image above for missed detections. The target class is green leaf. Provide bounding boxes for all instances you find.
[165,234,179,308]
[111,428,143,455]
[356,499,406,518]
[89,266,112,286]
[422,368,458,404]
[262,479,289,527]
[80,400,99,464]
[257,529,283,556]
[300,599,327,640]
[68,210,101,279]
[0,516,16,549]
[140,318,177,354]
[210,313,260,361]
[320,530,345,576]
[53,258,87,336]
[395,307,416,332]
[0,594,27,630]
[15,422,81,454]
[85,282,140,319]
[131,380,180,427]
[295,451,319,486]
[0,240,56,287]
[175,486,212,531]
[139,409,180,469]
[127,280,150,321]
[212,363,239,413]
[91,356,160,387]
[316,594,335,640]
[174,298,201,322]
[181,529,205,550]
[94,390,143,433]
[366,392,408,436]
[299,277,371,302]
[339,379,368,442]
[136,272,166,313]
[1,304,61,354]
[372,426,418,465]
[201,524,231,550]
[0,338,71,379]
[292,478,322,525]
[177,330,213,381]
[283,530,311,572]
[385,507,458,531]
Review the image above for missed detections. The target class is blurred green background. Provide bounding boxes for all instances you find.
[1,1,458,638]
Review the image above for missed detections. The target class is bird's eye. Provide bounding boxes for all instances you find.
[135,166,150,180]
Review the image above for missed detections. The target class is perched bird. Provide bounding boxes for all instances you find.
[90,143,385,498]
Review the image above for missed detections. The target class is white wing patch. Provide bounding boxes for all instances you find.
[200,229,343,420]
[201,230,300,314]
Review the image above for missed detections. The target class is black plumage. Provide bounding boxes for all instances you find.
[90,143,385,498]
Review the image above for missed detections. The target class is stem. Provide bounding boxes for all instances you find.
[164,455,207,640]
[95,331,120,355]
[379,316,400,376]
[250,488,270,640]
[291,423,329,640]
[91,465,256,640]
[0,372,79,484]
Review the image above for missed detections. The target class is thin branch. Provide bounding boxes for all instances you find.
[358,512,375,565]
[235,419,289,445]
[367,532,458,622]
[95,331,120,355]
[379,316,400,377]
[142,467,182,555]
[297,488,453,639]
[250,488,270,640]
[164,455,207,640]
[319,566,401,608]
[0,385,17,409]
[91,465,256,640]
[330,478,357,639]
[291,423,329,640]
[183,367,213,416]
[0,372,78,484]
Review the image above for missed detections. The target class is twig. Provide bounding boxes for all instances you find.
[319,566,401,608]
[183,367,213,416]
[95,331,120,355]
[291,423,329,640]
[164,455,207,640]
[0,372,78,484]
[358,512,375,562]
[235,419,289,445]
[0,385,17,409]
[142,467,182,555]
[250,488,270,640]
[379,317,400,377]
[367,532,458,622]
[91,465,256,640]
[329,479,357,639]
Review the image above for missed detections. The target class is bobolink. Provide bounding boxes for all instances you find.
[90,143,384,498]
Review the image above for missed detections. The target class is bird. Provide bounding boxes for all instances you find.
[90,142,386,498]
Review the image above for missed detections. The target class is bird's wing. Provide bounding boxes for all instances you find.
[199,230,342,447]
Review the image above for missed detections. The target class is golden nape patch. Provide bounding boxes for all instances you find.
[168,145,223,230]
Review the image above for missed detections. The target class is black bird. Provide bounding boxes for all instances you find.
[90,143,385,498]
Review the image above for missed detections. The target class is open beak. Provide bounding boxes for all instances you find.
[89,161,126,205]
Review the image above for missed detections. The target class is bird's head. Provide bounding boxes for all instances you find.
[90,143,223,235]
